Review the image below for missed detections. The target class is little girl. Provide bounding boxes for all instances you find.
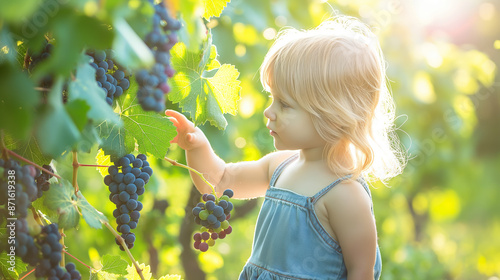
[166,15,404,280]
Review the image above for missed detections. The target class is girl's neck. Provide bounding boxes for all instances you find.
[297,146,355,174]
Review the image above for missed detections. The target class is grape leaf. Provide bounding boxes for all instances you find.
[43,179,80,229]
[31,8,114,79]
[68,60,121,125]
[0,62,40,139]
[96,91,177,159]
[65,99,91,132]
[3,133,52,166]
[43,179,108,229]
[0,0,41,23]
[78,191,109,229]
[36,78,81,158]
[78,123,101,154]
[125,263,152,280]
[95,149,112,177]
[0,253,28,280]
[113,17,155,71]
[170,41,241,129]
[101,255,128,275]
[203,0,231,19]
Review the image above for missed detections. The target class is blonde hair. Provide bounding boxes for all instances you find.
[260,15,406,183]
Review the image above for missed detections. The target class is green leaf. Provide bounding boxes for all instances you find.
[78,123,101,153]
[203,0,231,19]
[170,42,241,129]
[0,62,40,139]
[0,253,28,280]
[43,179,80,229]
[43,179,108,229]
[101,255,128,275]
[35,78,81,157]
[78,191,108,229]
[96,92,177,159]
[0,0,41,23]
[32,9,114,79]
[113,17,155,70]
[68,59,121,124]
[65,99,91,132]
[3,133,52,166]
[0,28,17,64]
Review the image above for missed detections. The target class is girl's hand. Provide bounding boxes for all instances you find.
[165,110,206,151]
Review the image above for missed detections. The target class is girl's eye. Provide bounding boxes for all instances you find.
[280,101,290,108]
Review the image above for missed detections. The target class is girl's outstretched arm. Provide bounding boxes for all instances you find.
[165,110,295,199]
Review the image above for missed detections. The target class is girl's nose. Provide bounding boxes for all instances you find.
[264,105,276,121]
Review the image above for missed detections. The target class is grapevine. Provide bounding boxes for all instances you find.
[1,0,243,277]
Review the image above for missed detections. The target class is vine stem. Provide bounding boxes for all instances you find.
[63,250,92,269]
[104,222,145,280]
[4,149,60,179]
[60,228,65,267]
[72,151,79,193]
[163,157,217,196]
[19,268,36,280]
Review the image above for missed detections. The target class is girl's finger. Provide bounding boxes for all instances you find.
[165,110,191,128]
[167,117,179,128]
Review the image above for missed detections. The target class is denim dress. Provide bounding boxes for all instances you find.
[239,154,382,280]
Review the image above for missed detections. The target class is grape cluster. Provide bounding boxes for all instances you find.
[13,218,39,266]
[191,189,234,252]
[27,42,54,88]
[87,49,131,106]
[34,164,54,199]
[104,154,152,250]
[33,224,82,280]
[0,159,42,266]
[136,0,181,112]
[0,159,38,218]
[0,159,81,279]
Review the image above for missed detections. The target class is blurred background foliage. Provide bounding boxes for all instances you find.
[22,0,500,279]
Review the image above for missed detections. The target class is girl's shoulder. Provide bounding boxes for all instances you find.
[322,178,373,215]
[263,150,298,180]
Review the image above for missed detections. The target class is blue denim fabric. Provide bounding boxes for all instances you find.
[239,154,382,280]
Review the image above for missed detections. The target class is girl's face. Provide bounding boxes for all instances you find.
[264,90,326,152]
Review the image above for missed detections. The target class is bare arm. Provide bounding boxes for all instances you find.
[165,110,295,199]
[326,181,377,280]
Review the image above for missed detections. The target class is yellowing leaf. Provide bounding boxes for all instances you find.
[96,149,112,177]
[203,0,230,19]
[125,263,152,280]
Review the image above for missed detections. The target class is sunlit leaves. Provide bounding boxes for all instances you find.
[170,41,241,129]
[203,0,231,19]
[96,92,177,159]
